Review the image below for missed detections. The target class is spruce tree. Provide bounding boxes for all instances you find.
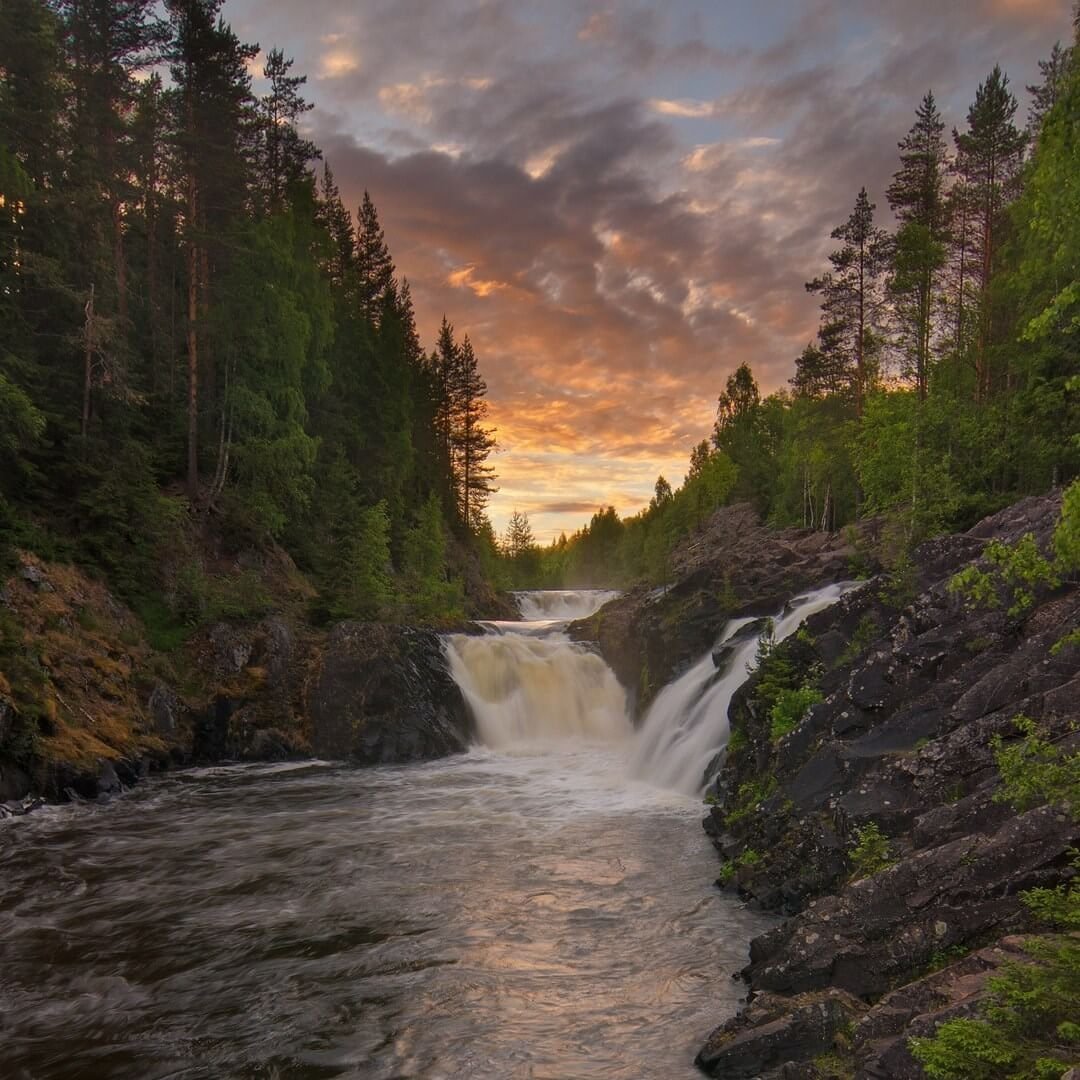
[356,190,395,325]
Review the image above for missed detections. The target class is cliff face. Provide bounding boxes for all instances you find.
[691,493,1078,1079]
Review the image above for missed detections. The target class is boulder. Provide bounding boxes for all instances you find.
[309,623,471,765]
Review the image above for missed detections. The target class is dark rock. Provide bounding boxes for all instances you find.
[147,681,180,737]
[854,937,1033,1079]
[0,760,33,802]
[309,623,471,765]
[744,805,1074,998]
[568,503,879,713]
[697,990,865,1078]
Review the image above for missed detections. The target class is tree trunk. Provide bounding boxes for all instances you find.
[186,178,200,499]
[82,284,94,442]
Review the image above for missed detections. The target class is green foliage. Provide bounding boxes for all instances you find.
[834,613,881,669]
[848,822,895,878]
[1053,479,1080,572]
[724,776,778,828]
[992,716,1079,818]
[172,564,273,627]
[949,534,1060,618]
[400,494,464,621]
[770,686,825,741]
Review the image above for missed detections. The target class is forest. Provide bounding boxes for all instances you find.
[0,0,501,629]
[503,24,1080,590]
[2,0,1078,622]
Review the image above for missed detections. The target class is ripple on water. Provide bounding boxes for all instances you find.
[0,753,773,1079]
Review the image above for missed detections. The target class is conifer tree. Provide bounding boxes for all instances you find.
[255,48,317,213]
[1026,41,1074,134]
[887,92,949,400]
[356,190,395,325]
[952,66,1027,402]
[807,188,891,416]
[454,335,497,530]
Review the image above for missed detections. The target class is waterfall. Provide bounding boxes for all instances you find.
[629,582,852,795]
[512,589,621,623]
[445,590,630,747]
[443,584,850,794]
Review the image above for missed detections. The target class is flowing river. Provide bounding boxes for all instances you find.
[0,588,845,1079]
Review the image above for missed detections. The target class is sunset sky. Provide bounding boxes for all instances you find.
[225,0,1072,543]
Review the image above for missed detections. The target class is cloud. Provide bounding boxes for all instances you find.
[648,97,716,118]
[223,0,1075,538]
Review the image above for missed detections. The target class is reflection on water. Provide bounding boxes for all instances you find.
[0,753,770,1079]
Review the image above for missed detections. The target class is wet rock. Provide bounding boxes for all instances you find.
[568,503,878,712]
[697,990,865,1079]
[309,623,471,765]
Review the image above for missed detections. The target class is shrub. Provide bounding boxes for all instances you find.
[848,821,894,878]
[770,685,824,740]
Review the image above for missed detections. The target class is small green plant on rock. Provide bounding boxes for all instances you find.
[724,776,778,827]
[848,821,894,879]
[770,685,824,741]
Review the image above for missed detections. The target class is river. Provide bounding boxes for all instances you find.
[1,588,843,1080]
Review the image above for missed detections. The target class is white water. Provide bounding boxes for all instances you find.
[513,588,620,623]
[444,629,631,747]
[629,582,853,795]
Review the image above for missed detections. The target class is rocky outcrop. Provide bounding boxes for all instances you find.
[308,622,471,765]
[1,550,478,805]
[692,493,1079,1077]
[569,503,877,712]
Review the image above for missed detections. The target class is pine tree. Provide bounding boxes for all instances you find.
[807,188,891,416]
[255,48,317,213]
[887,92,949,400]
[165,0,257,496]
[952,66,1027,402]
[454,335,497,530]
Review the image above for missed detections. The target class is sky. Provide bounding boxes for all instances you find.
[224,0,1073,543]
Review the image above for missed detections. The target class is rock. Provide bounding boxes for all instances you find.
[19,563,46,588]
[0,760,32,803]
[697,990,865,1078]
[743,805,1074,998]
[308,623,471,765]
[569,503,879,713]
[147,681,180,736]
[853,936,1032,1079]
[208,622,254,678]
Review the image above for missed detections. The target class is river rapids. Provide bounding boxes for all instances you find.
[1,587,847,1079]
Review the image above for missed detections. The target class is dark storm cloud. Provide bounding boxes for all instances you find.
[225,0,1074,534]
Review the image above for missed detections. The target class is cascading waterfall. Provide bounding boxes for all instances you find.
[629,582,853,795]
[444,589,630,747]
[512,589,620,623]
[444,583,850,795]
